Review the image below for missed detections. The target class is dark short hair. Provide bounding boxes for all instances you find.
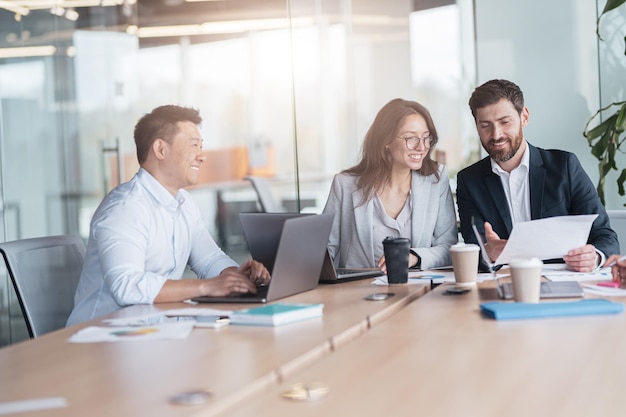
[468,79,525,119]
[133,105,202,164]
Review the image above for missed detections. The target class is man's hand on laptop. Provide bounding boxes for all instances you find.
[238,259,271,286]
[484,222,507,263]
[201,267,261,296]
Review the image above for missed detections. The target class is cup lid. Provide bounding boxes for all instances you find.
[450,243,479,252]
[509,257,543,268]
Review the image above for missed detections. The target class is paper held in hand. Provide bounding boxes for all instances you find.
[229,303,324,326]
[495,214,598,266]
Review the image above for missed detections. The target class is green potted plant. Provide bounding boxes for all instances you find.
[583,0,626,205]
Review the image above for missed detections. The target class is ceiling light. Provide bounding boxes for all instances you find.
[136,24,203,38]
[8,1,123,10]
[0,45,57,59]
[50,6,65,16]
[136,17,316,38]
[65,8,79,21]
[0,1,30,16]
[126,25,138,35]
[200,18,289,34]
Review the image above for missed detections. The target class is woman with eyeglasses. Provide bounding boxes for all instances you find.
[322,98,458,272]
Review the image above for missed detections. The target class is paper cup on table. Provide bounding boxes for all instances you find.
[450,243,480,286]
[383,237,410,284]
[509,258,543,303]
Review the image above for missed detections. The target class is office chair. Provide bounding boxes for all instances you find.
[607,210,626,251]
[244,175,285,212]
[0,235,86,338]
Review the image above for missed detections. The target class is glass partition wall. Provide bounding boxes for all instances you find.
[0,0,477,346]
[0,3,133,344]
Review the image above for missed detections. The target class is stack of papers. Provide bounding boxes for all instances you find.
[229,303,323,326]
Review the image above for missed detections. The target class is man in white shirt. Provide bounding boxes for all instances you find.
[67,105,269,325]
[456,79,619,272]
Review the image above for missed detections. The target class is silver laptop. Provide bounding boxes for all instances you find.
[471,217,583,299]
[239,212,382,283]
[192,213,332,303]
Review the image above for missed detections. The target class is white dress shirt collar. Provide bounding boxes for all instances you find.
[490,140,531,224]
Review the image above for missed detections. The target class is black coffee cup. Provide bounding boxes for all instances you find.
[383,237,410,284]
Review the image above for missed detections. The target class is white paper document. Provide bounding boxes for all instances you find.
[0,397,67,415]
[102,308,231,326]
[372,271,503,285]
[580,283,626,297]
[541,265,613,282]
[495,214,598,266]
[68,322,195,343]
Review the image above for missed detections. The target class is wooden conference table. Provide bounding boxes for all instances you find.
[223,280,626,417]
[0,280,428,417]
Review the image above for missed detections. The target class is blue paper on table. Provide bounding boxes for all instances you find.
[229,303,324,326]
[480,299,624,320]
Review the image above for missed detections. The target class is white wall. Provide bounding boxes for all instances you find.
[473,0,626,208]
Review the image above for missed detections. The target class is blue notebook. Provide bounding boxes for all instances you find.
[480,299,624,320]
[229,303,324,326]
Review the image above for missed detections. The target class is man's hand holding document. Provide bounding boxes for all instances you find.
[494,214,598,266]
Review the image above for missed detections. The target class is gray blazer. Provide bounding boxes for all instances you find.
[322,164,458,270]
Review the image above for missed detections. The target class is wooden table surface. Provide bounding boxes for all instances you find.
[0,280,428,417]
[221,280,626,417]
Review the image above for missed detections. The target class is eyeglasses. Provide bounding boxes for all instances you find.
[397,135,434,150]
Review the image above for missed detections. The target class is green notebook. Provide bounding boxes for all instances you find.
[229,303,324,326]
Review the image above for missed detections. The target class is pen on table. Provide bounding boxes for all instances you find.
[606,255,626,268]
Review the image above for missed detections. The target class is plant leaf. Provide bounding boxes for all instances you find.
[608,138,618,170]
[602,0,626,14]
[591,131,609,158]
[616,103,626,133]
[597,163,606,205]
[600,157,612,178]
[618,168,626,196]
[585,114,618,141]
[597,0,626,42]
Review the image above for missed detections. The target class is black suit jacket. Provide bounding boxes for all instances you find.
[456,143,619,269]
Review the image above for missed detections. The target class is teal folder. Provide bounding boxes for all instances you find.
[480,299,624,320]
[229,303,324,326]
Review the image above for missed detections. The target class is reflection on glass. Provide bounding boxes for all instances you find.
[0,1,478,346]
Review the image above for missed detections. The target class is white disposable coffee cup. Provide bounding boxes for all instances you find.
[450,243,480,286]
[509,257,543,303]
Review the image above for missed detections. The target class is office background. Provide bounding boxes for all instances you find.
[0,0,623,346]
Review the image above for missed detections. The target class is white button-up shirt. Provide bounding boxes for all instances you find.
[67,168,238,325]
[491,143,531,224]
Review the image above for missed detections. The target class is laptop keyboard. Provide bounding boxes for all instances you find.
[336,268,383,278]
[338,268,369,274]
[228,284,269,299]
